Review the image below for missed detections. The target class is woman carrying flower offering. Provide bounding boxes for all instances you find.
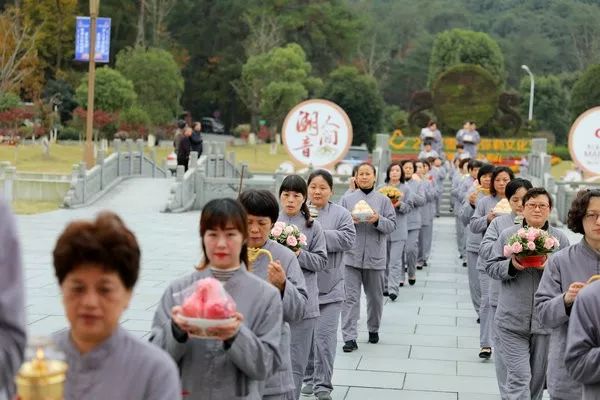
[150,199,283,400]
[535,189,600,400]
[277,175,327,399]
[51,212,181,400]
[301,170,356,400]
[459,163,495,318]
[238,189,308,400]
[485,188,570,400]
[380,161,412,296]
[400,160,426,285]
[416,159,437,270]
[340,162,396,351]
[470,166,514,359]
[480,178,533,397]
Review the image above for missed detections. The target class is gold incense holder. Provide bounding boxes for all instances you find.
[16,339,67,400]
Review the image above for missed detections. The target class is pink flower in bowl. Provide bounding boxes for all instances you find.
[511,242,523,254]
[286,235,298,247]
[271,226,283,237]
[527,241,536,251]
[503,245,513,258]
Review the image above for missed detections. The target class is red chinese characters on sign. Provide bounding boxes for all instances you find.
[319,116,339,146]
[296,111,319,136]
[301,136,311,158]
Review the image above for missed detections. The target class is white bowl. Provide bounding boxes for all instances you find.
[353,211,374,222]
[180,315,236,329]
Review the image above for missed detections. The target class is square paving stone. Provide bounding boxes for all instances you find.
[358,355,456,375]
[457,361,498,378]
[416,325,480,337]
[410,346,482,362]
[332,369,405,389]
[346,387,457,400]
[404,373,500,395]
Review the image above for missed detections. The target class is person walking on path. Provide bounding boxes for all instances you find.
[480,178,532,397]
[420,120,443,155]
[277,175,328,399]
[301,170,356,400]
[485,188,570,400]
[535,189,600,400]
[340,163,396,352]
[238,189,309,400]
[400,160,426,285]
[177,127,192,172]
[0,200,26,400]
[190,121,203,157]
[456,121,481,158]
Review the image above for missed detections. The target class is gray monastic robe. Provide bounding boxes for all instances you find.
[150,267,283,400]
[55,327,181,400]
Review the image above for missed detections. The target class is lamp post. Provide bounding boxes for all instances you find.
[83,0,100,168]
[521,64,535,121]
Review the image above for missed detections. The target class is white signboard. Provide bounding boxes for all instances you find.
[569,107,600,175]
[281,99,352,167]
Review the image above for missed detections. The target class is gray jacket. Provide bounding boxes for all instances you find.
[340,189,397,270]
[252,240,307,396]
[471,195,501,270]
[535,239,600,399]
[420,178,436,226]
[0,201,25,400]
[480,213,521,307]
[565,281,600,400]
[313,202,356,304]
[460,190,487,253]
[150,268,283,400]
[405,179,425,230]
[277,213,327,319]
[56,327,181,400]
[485,223,570,334]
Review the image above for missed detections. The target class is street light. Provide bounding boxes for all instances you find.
[84,0,100,168]
[521,65,534,121]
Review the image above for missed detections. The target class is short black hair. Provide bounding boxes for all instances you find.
[490,166,515,196]
[468,159,483,171]
[505,178,533,200]
[307,169,333,190]
[177,120,186,129]
[238,189,279,223]
[385,161,405,184]
[456,143,464,149]
[567,189,600,234]
[523,187,553,208]
[424,139,433,146]
[279,174,313,228]
[458,157,471,169]
[477,164,495,183]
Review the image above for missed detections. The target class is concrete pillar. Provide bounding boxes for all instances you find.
[176,165,185,181]
[2,166,15,202]
[126,139,134,175]
[189,151,199,170]
[113,139,121,176]
[136,139,144,175]
[97,149,106,190]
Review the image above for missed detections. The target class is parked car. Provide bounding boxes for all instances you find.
[201,117,226,135]
[335,145,370,175]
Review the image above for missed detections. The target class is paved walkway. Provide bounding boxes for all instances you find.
[16,178,579,399]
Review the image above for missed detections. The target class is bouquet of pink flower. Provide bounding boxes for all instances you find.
[503,227,560,267]
[270,222,307,252]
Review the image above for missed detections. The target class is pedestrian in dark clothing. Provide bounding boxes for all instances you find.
[190,121,203,157]
[173,119,187,155]
[177,127,192,171]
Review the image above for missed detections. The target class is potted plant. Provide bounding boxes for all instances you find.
[502,227,560,267]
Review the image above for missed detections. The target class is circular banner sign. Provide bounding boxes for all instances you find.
[569,107,600,175]
[281,99,352,167]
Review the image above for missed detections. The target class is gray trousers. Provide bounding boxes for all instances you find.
[418,224,433,264]
[341,266,385,341]
[303,301,342,395]
[455,215,464,254]
[264,392,295,400]
[289,317,317,399]
[496,326,549,400]
[459,221,468,258]
[466,251,481,316]
[386,239,406,295]
[404,229,420,281]
[491,305,507,398]
[478,269,492,347]
[435,196,441,216]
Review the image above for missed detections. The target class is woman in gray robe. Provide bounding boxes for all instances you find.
[460,163,495,317]
[380,161,411,297]
[277,175,328,399]
[480,178,532,397]
[470,166,514,359]
[417,159,437,269]
[340,162,396,350]
[238,189,309,400]
[151,199,283,400]
[485,188,570,400]
[535,189,600,400]
[301,170,356,400]
[565,280,600,400]
[50,212,181,400]
[400,160,426,285]
[0,200,25,400]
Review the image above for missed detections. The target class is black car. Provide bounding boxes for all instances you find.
[201,117,226,135]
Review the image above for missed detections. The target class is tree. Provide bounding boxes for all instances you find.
[233,43,321,134]
[75,67,137,113]
[428,28,505,86]
[0,92,20,112]
[519,74,570,144]
[0,6,42,97]
[570,64,600,120]
[320,66,384,149]
[22,0,77,74]
[42,79,78,123]
[116,46,184,125]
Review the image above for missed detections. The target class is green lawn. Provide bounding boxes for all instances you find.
[11,200,61,214]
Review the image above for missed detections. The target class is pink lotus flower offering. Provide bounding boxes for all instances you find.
[181,277,236,319]
[270,222,307,252]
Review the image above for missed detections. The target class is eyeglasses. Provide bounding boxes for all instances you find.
[524,203,550,210]
[584,212,600,222]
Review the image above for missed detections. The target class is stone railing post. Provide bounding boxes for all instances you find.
[136,139,144,175]
[97,149,106,190]
[3,166,16,202]
[189,151,199,171]
[113,139,122,176]
[126,139,134,175]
